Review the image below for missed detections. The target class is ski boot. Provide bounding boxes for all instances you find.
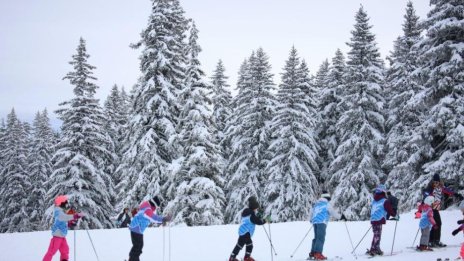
[417,245,433,251]
[308,252,315,260]
[313,252,328,260]
[435,241,447,248]
[228,257,239,261]
[244,257,255,261]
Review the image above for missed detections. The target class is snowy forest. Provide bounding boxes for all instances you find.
[0,0,463,233]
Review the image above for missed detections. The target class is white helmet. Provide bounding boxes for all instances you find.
[424,196,435,206]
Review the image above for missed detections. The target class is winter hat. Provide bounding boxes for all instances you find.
[149,196,161,208]
[54,195,68,206]
[424,195,435,206]
[374,184,387,194]
[433,173,441,182]
[248,196,260,210]
[321,191,331,201]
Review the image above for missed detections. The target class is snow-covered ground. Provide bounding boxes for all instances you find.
[1,210,463,261]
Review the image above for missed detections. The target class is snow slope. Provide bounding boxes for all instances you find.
[1,210,462,261]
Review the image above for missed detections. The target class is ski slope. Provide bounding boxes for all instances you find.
[0,210,462,261]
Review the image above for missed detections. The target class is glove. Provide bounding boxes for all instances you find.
[452,228,461,236]
[458,220,464,225]
[415,211,421,219]
[73,213,84,220]
[340,214,347,221]
[264,215,272,223]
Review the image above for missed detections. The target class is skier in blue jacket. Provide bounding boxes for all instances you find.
[309,191,345,260]
[228,196,270,261]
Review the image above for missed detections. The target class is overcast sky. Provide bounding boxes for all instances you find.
[0,0,431,128]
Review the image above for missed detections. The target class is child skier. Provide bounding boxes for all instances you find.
[367,185,396,256]
[42,195,84,261]
[309,191,346,260]
[451,201,464,259]
[417,195,437,251]
[228,196,270,261]
[128,196,171,261]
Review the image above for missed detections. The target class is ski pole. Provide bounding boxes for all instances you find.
[344,221,355,253]
[85,229,100,261]
[290,225,313,258]
[168,223,172,261]
[163,225,165,261]
[268,222,273,261]
[351,226,372,254]
[262,225,278,256]
[391,220,398,255]
[74,229,76,261]
[412,227,420,247]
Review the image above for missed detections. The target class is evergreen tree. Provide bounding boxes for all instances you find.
[166,22,225,226]
[0,109,31,232]
[28,110,55,230]
[314,59,330,95]
[211,60,232,162]
[384,1,424,208]
[116,0,188,209]
[104,84,128,187]
[264,47,320,221]
[318,49,346,183]
[328,7,386,220]
[405,0,464,206]
[224,48,276,223]
[47,38,115,229]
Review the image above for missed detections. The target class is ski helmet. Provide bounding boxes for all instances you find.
[424,195,435,206]
[54,195,68,206]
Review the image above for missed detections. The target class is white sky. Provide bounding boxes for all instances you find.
[0,0,431,127]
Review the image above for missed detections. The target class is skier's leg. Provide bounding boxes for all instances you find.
[311,224,318,254]
[370,224,381,251]
[244,234,253,258]
[313,224,325,253]
[58,237,69,261]
[420,228,430,246]
[128,232,144,261]
[319,224,327,253]
[434,210,442,242]
[43,237,61,261]
[230,234,247,259]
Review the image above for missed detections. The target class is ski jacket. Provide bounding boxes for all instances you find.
[238,208,265,237]
[419,204,436,229]
[117,212,131,228]
[370,193,395,225]
[423,182,454,210]
[311,198,340,224]
[51,207,75,238]
[129,201,163,234]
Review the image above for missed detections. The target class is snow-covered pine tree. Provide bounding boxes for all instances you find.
[314,59,330,95]
[318,49,346,183]
[211,60,232,163]
[264,47,320,222]
[115,0,188,210]
[0,109,32,232]
[166,22,225,226]
[47,38,115,229]
[404,0,464,206]
[28,110,55,231]
[0,118,5,174]
[104,84,128,187]
[328,6,386,220]
[224,48,276,223]
[384,1,424,209]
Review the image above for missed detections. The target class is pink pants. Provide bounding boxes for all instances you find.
[460,243,464,258]
[43,236,69,261]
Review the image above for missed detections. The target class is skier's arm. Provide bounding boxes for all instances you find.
[250,212,266,225]
[57,211,75,222]
[427,210,436,226]
[328,204,341,220]
[144,209,163,223]
[383,200,396,217]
